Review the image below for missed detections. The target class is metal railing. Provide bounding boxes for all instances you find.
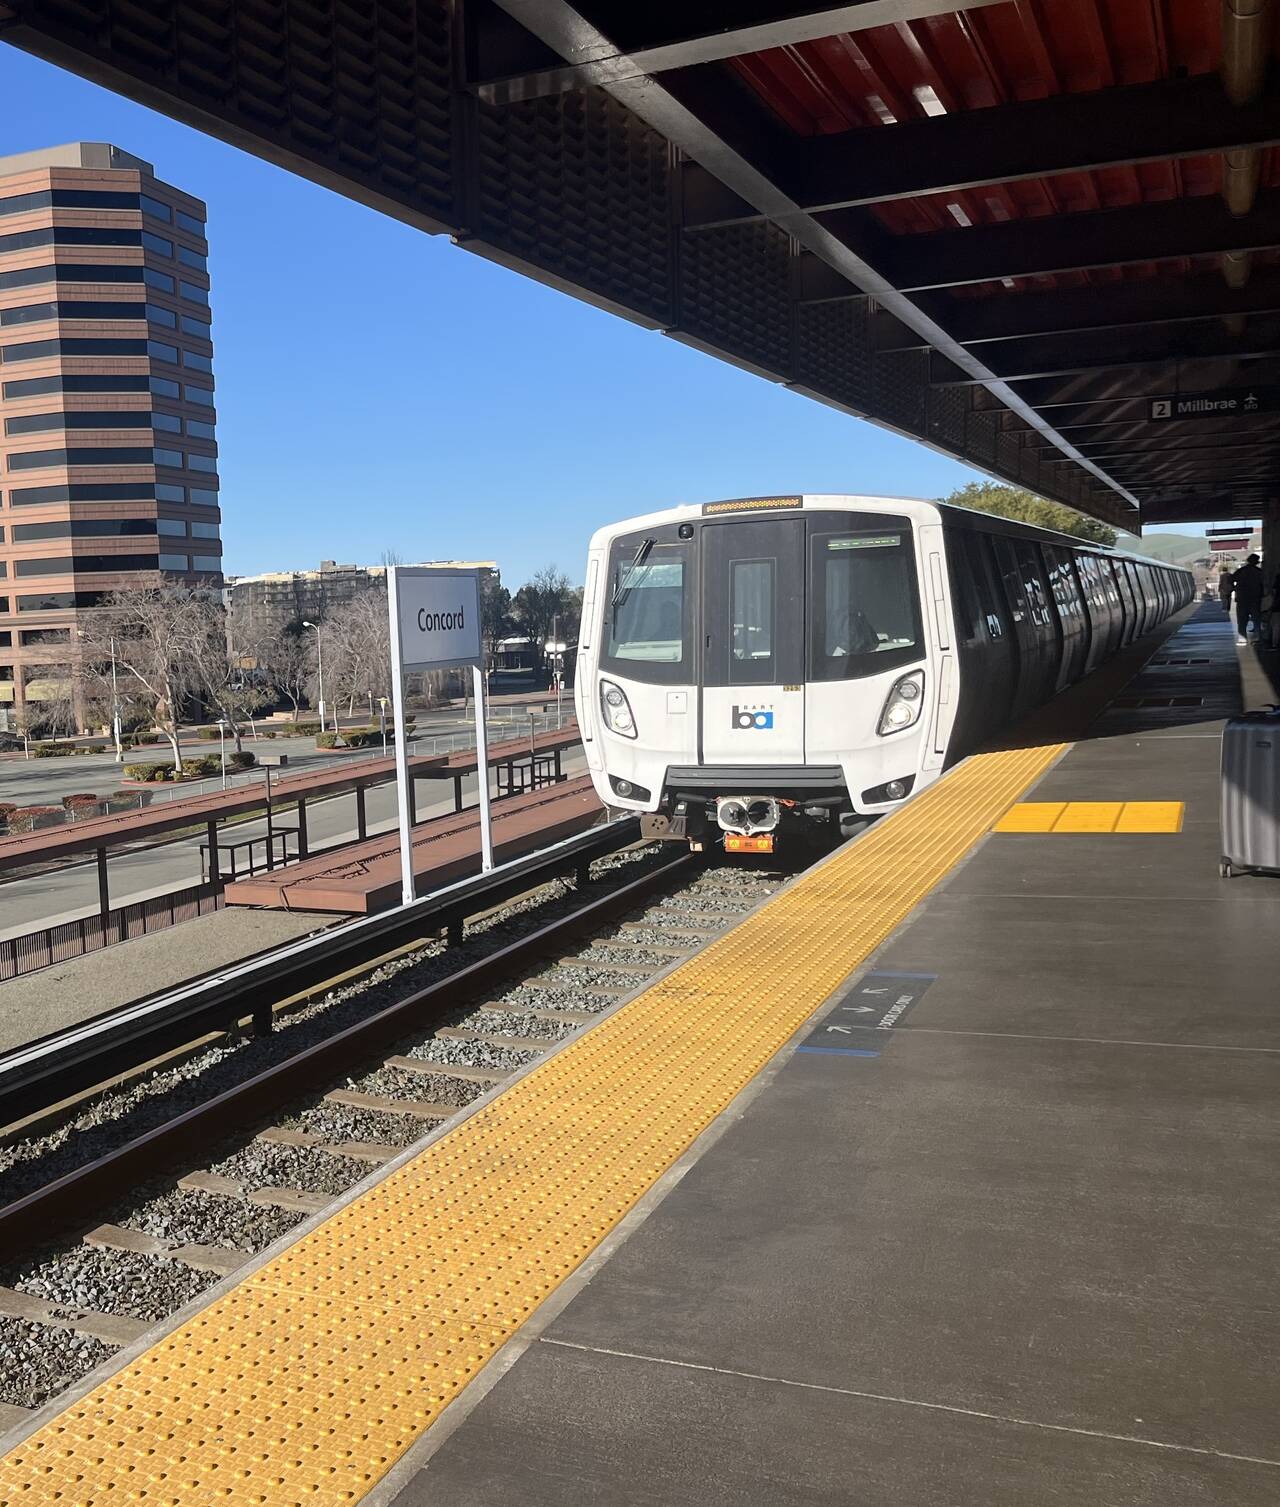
[0,881,225,983]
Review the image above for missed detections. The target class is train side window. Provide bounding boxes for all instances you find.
[944,531,983,643]
[729,558,774,680]
[993,537,1028,625]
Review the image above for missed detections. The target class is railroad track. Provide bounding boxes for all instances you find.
[0,831,795,1429]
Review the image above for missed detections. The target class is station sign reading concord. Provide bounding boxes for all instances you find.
[392,568,482,673]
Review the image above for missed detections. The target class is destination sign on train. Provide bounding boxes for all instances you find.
[1148,388,1275,421]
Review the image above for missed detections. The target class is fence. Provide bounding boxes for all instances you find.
[0,881,224,982]
[2,711,570,834]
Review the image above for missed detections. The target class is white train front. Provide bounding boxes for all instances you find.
[573,494,1192,852]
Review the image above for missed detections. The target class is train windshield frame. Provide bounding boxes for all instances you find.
[601,524,692,685]
[808,513,924,680]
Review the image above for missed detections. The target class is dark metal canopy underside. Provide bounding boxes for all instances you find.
[5,0,1278,529]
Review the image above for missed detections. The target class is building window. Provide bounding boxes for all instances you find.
[143,268,175,293]
[18,592,105,611]
[0,633,10,647]
[192,555,221,572]
[4,375,150,399]
[183,384,214,406]
[190,521,220,540]
[0,263,147,291]
[181,350,213,373]
[155,483,185,503]
[150,376,180,398]
[15,554,159,576]
[146,303,177,329]
[10,483,156,505]
[186,420,216,439]
[140,194,172,223]
[180,314,211,337]
[0,304,56,327]
[0,339,60,363]
[152,412,182,433]
[189,488,218,507]
[13,519,157,541]
[7,447,156,471]
[176,211,205,235]
[20,627,70,645]
[187,453,218,473]
[154,447,183,468]
[179,280,208,304]
[2,338,148,363]
[158,552,189,570]
[147,340,179,364]
[0,190,137,218]
[141,231,173,258]
[157,518,187,536]
[5,411,154,435]
[0,226,142,256]
[178,246,207,272]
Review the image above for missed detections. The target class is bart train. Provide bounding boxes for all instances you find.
[574,494,1193,851]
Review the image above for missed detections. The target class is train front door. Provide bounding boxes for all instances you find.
[699,517,806,766]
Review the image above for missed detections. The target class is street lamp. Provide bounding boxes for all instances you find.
[109,635,123,764]
[302,621,326,733]
[377,696,389,756]
[216,717,230,790]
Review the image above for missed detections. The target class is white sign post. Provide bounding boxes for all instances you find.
[387,567,487,907]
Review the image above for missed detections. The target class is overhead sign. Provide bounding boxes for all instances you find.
[391,568,482,673]
[1209,539,1251,552]
[1149,388,1273,422]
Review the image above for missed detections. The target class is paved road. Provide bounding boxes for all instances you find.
[0,701,564,810]
[0,746,588,940]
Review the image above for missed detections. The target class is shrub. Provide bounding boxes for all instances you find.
[315,732,341,750]
[31,742,75,758]
[107,789,148,809]
[196,727,223,741]
[124,762,173,782]
[284,721,321,737]
[259,730,277,739]
[62,793,101,810]
[227,750,256,770]
[0,802,17,825]
[180,754,222,779]
[8,805,65,832]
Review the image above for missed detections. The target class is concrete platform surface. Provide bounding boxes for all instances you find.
[0,907,329,1053]
[387,608,1280,1506]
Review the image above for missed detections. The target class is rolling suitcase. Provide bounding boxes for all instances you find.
[1220,708,1280,877]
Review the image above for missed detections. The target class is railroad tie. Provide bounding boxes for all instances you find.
[84,1223,244,1278]
[0,1285,147,1348]
[324,1087,456,1120]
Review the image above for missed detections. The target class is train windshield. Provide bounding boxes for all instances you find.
[809,521,922,680]
[603,530,690,681]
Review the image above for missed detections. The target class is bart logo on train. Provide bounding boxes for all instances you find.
[732,705,774,730]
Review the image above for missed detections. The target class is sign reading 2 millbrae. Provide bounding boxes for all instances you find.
[1148,388,1274,421]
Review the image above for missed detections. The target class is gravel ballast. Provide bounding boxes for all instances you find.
[0,1316,115,1410]
[14,1247,217,1324]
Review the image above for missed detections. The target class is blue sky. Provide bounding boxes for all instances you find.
[2,45,1194,587]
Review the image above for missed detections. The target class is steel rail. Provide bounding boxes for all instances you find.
[0,839,694,1248]
[0,816,641,1131]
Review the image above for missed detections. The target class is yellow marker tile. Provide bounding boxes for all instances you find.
[1114,801,1184,834]
[1051,801,1125,832]
[993,802,1067,833]
[0,739,1067,1506]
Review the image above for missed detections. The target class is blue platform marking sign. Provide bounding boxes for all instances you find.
[798,969,937,1056]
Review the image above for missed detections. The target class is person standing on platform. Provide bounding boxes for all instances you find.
[1219,568,1235,613]
[1232,554,1264,645]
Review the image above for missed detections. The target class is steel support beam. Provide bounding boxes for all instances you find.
[683,72,1280,224]
[865,190,1280,292]
[471,0,1011,103]
[872,272,1280,349]
[928,322,1280,384]
[491,0,1138,513]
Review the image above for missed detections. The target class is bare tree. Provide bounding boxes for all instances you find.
[256,622,314,720]
[325,586,391,724]
[78,580,212,772]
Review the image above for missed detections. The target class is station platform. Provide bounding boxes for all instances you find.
[223,775,602,913]
[1,606,1276,1505]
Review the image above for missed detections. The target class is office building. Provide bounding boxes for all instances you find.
[0,142,221,729]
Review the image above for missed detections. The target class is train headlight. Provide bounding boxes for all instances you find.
[877,670,925,736]
[600,679,637,738]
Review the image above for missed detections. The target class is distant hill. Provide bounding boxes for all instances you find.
[1115,532,1214,564]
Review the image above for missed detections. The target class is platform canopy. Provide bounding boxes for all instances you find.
[5,0,1279,529]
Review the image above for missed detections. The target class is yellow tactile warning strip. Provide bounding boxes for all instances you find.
[0,739,1065,1506]
[994,800,1184,834]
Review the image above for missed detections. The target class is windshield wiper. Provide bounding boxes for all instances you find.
[611,537,655,611]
